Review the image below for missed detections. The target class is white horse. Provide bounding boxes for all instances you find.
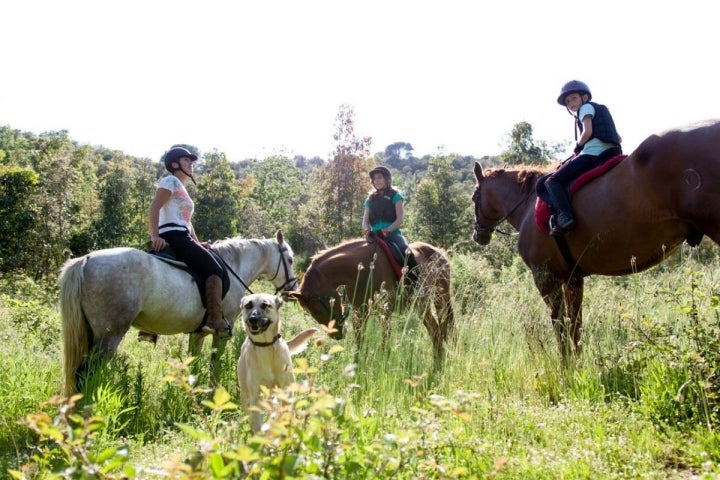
[59,230,297,396]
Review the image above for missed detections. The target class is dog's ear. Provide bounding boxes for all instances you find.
[274,295,284,310]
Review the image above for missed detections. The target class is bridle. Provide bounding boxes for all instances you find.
[268,243,298,294]
[306,291,349,332]
[212,242,297,296]
[472,182,531,237]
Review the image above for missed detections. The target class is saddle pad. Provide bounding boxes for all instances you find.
[150,252,189,268]
[376,238,405,279]
[535,154,627,232]
[148,248,231,303]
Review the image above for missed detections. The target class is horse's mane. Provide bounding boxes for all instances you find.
[211,236,285,265]
[484,165,551,193]
[309,238,364,263]
[214,236,271,251]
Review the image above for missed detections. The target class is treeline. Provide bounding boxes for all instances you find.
[0,107,560,281]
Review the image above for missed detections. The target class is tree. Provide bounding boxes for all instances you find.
[30,131,85,278]
[383,142,414,169]
[499,121,563,166]
[94,158,137,249]
[319,104,372,244]
[408,155,470,249]
[193,149,242,241]
[0,166,39,273]
[249,155,303,229]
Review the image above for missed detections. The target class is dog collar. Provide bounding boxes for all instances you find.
[250,334,281,347]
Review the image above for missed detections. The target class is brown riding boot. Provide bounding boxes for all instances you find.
[203,275,231,337]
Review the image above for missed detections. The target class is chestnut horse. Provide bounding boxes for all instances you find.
[287,238,455,363]
[471,120,720,360]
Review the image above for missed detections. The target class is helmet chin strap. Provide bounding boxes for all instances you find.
[179,166,196,185]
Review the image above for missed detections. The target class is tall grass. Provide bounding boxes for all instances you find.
[4,242,720,478]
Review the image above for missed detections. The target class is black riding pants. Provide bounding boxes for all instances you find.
[546,146,623,189]
[160,229,223,280]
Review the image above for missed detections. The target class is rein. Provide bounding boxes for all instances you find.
[250,334,281,347]
[309,292,350,326]
[214,250,254,294]
[212,242,297,296]
[473,185,532,236]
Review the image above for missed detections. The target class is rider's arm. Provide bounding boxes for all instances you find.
[362,206,371,235]
[385,200,405,232]
[148,187,171,250]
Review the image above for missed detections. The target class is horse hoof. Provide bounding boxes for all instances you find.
[137,331,158,344]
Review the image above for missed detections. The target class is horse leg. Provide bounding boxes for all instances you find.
[562,276,584,357]
[533,269,572,362]
[351,312,367,363]
[209,335,230,387]
[76,334,124,394]
[432,274,456,365]
[187,332,207,380]
[419,302,444,367]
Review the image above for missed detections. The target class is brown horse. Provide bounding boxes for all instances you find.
[286,238,455,363]
[471,120,720,360]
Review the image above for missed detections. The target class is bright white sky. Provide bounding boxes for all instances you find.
[1,1,718,162]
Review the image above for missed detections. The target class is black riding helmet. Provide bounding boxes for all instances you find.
[557,80,592,106]
[164,146,198,173]
[369,165,392,186]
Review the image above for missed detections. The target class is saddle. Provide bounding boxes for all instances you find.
[147,245,230,307]
[535,154,627,233]
[369,234,417,285]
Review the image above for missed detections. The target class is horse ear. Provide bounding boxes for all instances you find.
[276,229,284,244]
[474,161,484,181]
[284,290,301,302]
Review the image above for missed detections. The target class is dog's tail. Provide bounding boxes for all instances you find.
[287,328,319,355]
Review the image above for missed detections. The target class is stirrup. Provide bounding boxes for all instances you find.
[202,317,232,337]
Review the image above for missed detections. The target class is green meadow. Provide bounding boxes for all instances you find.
[3,241,720,479]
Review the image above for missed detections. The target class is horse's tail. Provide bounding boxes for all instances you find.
[59,256,91,397]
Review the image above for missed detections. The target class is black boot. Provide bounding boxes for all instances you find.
[404,253,419,284]
[545,180,577,235]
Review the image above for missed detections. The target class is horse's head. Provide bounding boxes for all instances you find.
[265,230,299,295]
[472,162,539,245]
[472,162,500,245]
[285,265,348,340]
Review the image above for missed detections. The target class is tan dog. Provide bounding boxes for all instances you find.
[237,293,318,432]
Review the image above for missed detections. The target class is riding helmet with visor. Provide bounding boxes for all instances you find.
[557,80,592,105]
[369,165,392,185]
[164,146,198,173]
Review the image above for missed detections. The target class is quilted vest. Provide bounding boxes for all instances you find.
[367,188,398,226]
[576,102,621,146]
